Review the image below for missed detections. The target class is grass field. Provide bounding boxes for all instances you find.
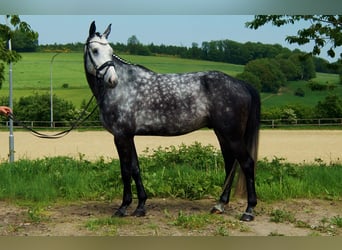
[1,52,341,109]
[261,74,342,109]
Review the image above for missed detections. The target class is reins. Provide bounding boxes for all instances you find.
[8,95,98,139]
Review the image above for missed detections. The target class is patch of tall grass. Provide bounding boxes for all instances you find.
[0,156,122,203]
[256,157,342,201]
[0,143,341,205]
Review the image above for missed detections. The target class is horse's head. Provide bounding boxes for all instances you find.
[84,21,118,88]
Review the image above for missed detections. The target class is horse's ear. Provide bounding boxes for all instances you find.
[103,24,112,39]
[89,21,96,36]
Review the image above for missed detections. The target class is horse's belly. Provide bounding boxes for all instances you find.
[135,112,208,136]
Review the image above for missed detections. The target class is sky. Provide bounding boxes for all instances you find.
[12,15,342,63]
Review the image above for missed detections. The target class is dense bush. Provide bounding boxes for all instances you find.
[308,80,328,91]
[308,80,337,91]
[261,104,315,121]
[315,94,342,118]
[0,93,76,126]
[294,88,305,97]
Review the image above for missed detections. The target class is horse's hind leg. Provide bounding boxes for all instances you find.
[213,132,257,221]
[113,135,147,217]
[231,140,257,221]
[211,132,238,214]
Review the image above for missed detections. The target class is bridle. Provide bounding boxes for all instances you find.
[85,40,116,82]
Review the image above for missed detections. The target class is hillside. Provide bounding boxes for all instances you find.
[1,53,340,110]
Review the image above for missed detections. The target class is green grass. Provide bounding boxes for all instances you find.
[0,156,122,203]
[256,157,342,201]
[5,52,86,89]
[261,74,342,109]
[0,144,341,206]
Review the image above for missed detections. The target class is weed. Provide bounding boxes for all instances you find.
[215,226,229,236]
[295,220,311,229]
[309,217,339,236]
[331,215,342,228]
[269,209,296,223]
[172,211,249,235]
[173,211,211,230]
[85,217,128,235]
[27,207,46,223]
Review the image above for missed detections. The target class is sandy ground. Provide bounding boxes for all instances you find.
[0,129,341,164]
[1,198,341,236]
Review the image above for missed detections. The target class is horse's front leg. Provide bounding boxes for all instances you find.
[113,135,133,217]
[113,135,147,217]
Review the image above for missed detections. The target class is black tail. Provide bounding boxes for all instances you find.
[245,86,260,168]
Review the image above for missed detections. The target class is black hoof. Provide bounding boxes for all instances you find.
[132,208,146,217]
[113,208,127,217]
[240,212,254,222]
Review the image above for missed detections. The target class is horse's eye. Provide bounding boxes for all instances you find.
[92,48,98,55]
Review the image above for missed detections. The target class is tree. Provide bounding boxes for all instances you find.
[246,15,342,83]
[12,29,38,52]
[236,71,261,91]
[243,58,286,93]
[289,53,316,80]
[0,15,38,88]
[275,57,301,81]
[127,35,151,56]
[246,15,342,59]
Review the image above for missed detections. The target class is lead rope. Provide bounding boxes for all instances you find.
[8,95,97,139]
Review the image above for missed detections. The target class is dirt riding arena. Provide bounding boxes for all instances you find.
[0,130,341,164]
[0,129,341,236]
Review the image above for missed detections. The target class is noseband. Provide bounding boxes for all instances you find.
[86,40,116,81]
